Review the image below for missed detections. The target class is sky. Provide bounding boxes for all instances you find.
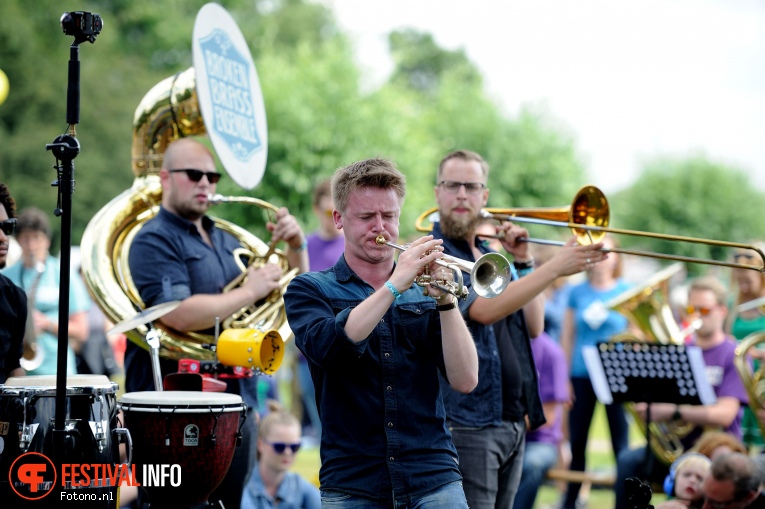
[321,0,765,194]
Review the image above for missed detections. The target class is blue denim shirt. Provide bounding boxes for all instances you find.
[432,222,545,430]
[126,206,259,409]
[283,255,463,500]
[241,467,320,509]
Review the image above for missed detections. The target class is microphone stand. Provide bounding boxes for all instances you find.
[46,19,99,464]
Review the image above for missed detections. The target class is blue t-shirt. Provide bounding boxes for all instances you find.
[2,256,90,375]
[567,279,631,378]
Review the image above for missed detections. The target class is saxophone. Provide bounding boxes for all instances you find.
[20,261,46,371]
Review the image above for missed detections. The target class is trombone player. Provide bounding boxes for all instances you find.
[431,150,605,509]
[127,137,308,509]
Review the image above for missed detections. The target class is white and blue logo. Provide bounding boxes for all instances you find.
[198,29,263,161]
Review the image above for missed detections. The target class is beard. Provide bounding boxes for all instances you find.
[440,209,481,241]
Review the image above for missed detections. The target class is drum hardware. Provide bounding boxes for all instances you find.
[106,300,182,335]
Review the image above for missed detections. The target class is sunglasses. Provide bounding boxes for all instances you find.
[169,169,222,184]
[0,218,16,236]
[685,305,715,316]
[266,441,301,454]
[438,180,486,195]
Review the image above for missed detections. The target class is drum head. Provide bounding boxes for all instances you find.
[120,391,244,412]
[3,374,113,389]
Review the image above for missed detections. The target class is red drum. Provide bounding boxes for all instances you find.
[0,375,125,508]
[118,391,245,507]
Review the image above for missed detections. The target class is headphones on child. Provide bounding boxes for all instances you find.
[663,452,712,496]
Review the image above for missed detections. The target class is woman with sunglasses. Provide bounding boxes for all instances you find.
[727,243,765,450]
[241,406,320,509]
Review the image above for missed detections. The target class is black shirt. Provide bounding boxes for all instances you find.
[0,273,26,384]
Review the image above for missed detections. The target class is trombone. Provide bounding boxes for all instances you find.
[375,236,511,299]
[415,185,765,273]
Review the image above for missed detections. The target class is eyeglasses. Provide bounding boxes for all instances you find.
[0,218,16,236]
[438,180,486,195]
[266,441,301,454]
[686,305,715,316]
[169,169,222,184]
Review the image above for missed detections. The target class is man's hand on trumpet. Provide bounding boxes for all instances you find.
[388,235,452,301]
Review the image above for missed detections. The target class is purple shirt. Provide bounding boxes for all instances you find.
[526,332,569,445]
[695,336,749,439]
[306,232,345,272]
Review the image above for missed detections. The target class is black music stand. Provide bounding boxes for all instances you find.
[583,341,716,472]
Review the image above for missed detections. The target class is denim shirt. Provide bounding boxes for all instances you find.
[283,255,463,500]
[432,222,545,430]
[241,467,321,509]
[126,206,258,409]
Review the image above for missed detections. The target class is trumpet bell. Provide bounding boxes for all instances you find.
[472,252,512,299]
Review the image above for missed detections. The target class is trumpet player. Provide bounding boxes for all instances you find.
[431,150,605,509]
[0,182,26,384]
[126,137,308,509]
[284,158,478,508]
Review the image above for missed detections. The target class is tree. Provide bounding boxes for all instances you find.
[612,155,765,275]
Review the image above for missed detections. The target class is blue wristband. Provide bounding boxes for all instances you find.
[293,239,308,253]
[385,281,402,299]
[517,267,534,278]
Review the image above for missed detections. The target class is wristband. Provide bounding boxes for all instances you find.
[385,281,402,300]
[517,267,534,278]
[436,301,457,312]
[293,238,308,253]
[513,258,535,270]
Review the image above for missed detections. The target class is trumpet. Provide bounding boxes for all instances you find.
[375,236,511,299]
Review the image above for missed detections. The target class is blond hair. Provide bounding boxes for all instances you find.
[331,158,406,213]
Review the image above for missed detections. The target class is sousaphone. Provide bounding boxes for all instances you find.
[80,4,289,374]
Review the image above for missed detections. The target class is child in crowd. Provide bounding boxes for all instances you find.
[663,453,712,508]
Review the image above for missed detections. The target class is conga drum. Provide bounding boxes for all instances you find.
[0,375,125,508]
[118,391,245,508]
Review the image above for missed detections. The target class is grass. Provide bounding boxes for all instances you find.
[289,403,671,508]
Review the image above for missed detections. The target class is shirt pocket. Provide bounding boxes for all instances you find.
[183,251,220,294]
[398,302,436,346]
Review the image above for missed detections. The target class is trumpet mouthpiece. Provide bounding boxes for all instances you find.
[375,236,387,245]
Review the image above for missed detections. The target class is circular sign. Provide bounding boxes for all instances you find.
[193,3,268,190]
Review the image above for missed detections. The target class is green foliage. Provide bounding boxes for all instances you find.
[0,0,588,249]
[612,155,765,275]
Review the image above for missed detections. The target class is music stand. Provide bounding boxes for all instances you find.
[583,341,716,470]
